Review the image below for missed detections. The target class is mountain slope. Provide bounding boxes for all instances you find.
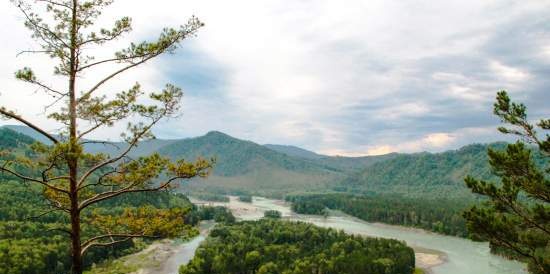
[157,131,344,196]
[339,143,509,199]
[159,131,336,176]
[3,125,523,199]
[0,127,36,150]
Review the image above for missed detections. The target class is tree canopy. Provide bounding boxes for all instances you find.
[179,219,415,274]
[463,91,549,274]
[0,1,209,273]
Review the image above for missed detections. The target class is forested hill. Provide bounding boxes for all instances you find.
[0,127,35,149]
[156,131,345,196]
[157,131,336,176]
[339,143,508,199]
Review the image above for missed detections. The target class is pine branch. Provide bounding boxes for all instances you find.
[0,107,59,144]
[0,163,69,194]
[80,233,158,256]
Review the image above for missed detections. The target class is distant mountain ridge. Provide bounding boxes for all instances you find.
[264,144,323,159]
[1,125,509,198]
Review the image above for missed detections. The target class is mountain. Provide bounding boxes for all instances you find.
[2,125,519,199]
[157,131,344,197]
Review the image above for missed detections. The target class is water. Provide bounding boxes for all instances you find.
[250,197,527,274]
[159,236,206,274]
[169,196,527,274]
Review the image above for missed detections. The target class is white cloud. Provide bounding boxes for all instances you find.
[489,60,530,82]
[0,0,548,154]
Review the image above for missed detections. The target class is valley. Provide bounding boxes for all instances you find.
[114,196,527,274]
[0,125,542,274]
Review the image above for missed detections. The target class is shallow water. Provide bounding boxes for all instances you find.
[159,236,206,274]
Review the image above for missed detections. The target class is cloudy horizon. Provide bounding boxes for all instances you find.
[1,0,549,156]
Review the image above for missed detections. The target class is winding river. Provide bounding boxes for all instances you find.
[167,196,527,274]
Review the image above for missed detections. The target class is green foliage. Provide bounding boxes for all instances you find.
[159,131,343,197]
[463,91,549,274]
[0,128,35,150]
[185,206,236,225]
[193,193,230,202]
[179,219,415,274]
[238,195,253,203]
[1,0,207,273]
[0,179,194,274]
[288,193,470,237]
[340,143,510,199]
[263,210,281,219]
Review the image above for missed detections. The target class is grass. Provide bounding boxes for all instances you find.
[414,268,426,274]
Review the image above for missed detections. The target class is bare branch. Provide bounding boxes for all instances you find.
[35,0,71,9]
[77,57,153,103]
[16,49,54,57]
[25,208,63,220]
[77,169,120,191]
[79,176,185,211]
[47,227,73,236]
[81,232,158,255]
[0,163,69,194]
[77,52,148,71]
[16,3,70,49]
[0,107,59,144]
[29,78,67,97]
[77,119,160,187]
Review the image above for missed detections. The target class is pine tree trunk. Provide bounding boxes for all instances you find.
[69,1,82,273]
[70,192,83,274]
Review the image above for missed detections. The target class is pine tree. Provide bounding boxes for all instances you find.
[463,91,549,273]
[0,1,209,273]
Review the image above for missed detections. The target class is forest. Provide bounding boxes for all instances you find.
[179,219,416,274]
[287,193,470,237]
[0,180,198,274]
[0,128,207,273]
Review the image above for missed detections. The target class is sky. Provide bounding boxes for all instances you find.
[0,0,549,156]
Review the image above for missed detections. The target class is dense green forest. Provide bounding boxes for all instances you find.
[179,219,415,274]
[287,194,471,237]
[238,195,253,203]
[185,206,236,225]
[0,179,197,274]
[338,143,509,199]
[0,128,200,274]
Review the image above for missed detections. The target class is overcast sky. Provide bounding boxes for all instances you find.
[1,0,549,156]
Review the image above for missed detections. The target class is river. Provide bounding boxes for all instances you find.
[167,196,528,274]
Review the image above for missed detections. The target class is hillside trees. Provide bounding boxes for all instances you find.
[463,91,549,273]
[0,1,210,273]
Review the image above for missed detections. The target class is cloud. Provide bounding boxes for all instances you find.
[489,60,531,82]
[0,0,549,155]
